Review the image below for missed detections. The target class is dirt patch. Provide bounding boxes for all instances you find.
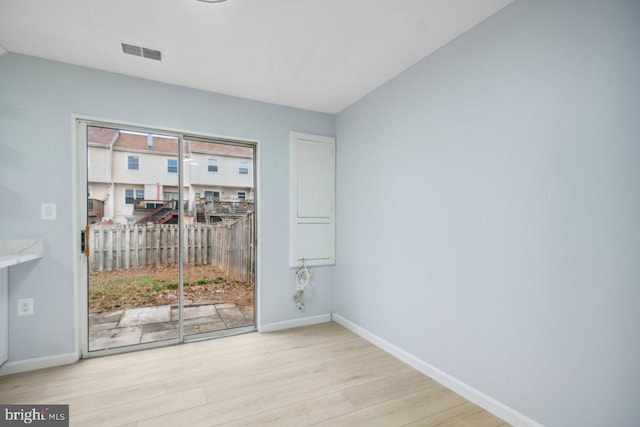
[89,265,253,312]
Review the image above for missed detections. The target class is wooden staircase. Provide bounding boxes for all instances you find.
[137,200,179,224]
[156,210,179,224]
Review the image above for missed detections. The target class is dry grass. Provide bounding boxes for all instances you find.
[89,265,253,312]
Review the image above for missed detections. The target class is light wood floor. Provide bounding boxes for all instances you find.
[0,322,508,426]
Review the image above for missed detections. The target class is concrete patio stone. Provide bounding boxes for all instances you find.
[89,309,123,324]
[143,321,178,333]
[90,322,118,331]
[184,324,200,335]
[89,303,253,352]
[198,321,228,333]
[171,305,218,321]
[183,314,222,326]
[89,326,142,351]
[141,329,179,343]
[239,306,254,321]
[214,303,236,309]
[218,306,250,328]
[190,300,223,306]
[118,305,171,327]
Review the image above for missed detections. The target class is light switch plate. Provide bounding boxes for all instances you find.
[41,203,57,220]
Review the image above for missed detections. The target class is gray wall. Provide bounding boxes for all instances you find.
[334,0,640,426]
[0,53,334,362]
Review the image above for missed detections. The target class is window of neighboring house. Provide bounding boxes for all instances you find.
[237,191,246,200]
[167,158,178,174]
[125,189,134,204]
[126,217,135,226]
[238,160,249,175]
[127,155,139,171]
[87,186,93,198]
[125,188,145,204]
[208,158,219,173]
[204,190,221,201]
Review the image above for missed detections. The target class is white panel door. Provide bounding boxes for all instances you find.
[297,139,333,218]
[290,132,335,267]
[296,223,333,262]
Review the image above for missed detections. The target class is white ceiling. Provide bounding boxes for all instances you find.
[0,0,511,114]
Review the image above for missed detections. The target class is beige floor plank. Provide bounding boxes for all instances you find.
[1,378,166,412]
[197,344,410,404]
[215,392,355,427]
[329,350,409,377]
[0,323,354,394]
[340,369,438,409]
[405,401,507,426]
[66,380,167,416]
[202,360,345,403]
[204,351,414,406]
[69,387,206,427]
[312,386,467,427]
[0,327,360,400]
[1,323,505,427]
[163,337,375,393]
[0,366,169,402]
[139,367,382,427]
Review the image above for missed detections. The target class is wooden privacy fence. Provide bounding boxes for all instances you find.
[88,213,254,282]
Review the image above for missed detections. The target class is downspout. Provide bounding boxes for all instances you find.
[108,131,118,219]
[186,140,193,218]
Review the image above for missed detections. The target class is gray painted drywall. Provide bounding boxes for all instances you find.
[0,53,334,362]
[334,0,640,426]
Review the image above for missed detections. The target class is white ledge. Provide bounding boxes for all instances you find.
[0,240,44,269]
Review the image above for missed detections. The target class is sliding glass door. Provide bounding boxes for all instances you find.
[78,120,256,356]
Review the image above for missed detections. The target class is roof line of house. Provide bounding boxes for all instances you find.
[109,131,119,148]
[88,142,110,148]
[110,146,252,159]
[189,149,252,159]
[112,147,182,156]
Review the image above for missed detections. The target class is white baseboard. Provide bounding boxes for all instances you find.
[332,314,543,427]
[258,313,332,333]
[0,352,78,376]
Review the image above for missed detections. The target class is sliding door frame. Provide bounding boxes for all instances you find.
[72,115,260,359]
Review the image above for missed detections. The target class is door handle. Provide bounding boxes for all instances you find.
[81,226,90,257]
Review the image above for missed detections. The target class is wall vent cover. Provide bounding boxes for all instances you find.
[121,43,162,61]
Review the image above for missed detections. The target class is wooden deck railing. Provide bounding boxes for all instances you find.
[88,199,104,222]
[193,199,254,224]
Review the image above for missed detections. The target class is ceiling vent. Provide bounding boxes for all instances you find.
[121,43,162,61]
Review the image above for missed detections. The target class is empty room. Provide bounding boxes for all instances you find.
[0,0,638,426]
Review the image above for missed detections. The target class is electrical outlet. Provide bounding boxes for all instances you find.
[17,298,34,316]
